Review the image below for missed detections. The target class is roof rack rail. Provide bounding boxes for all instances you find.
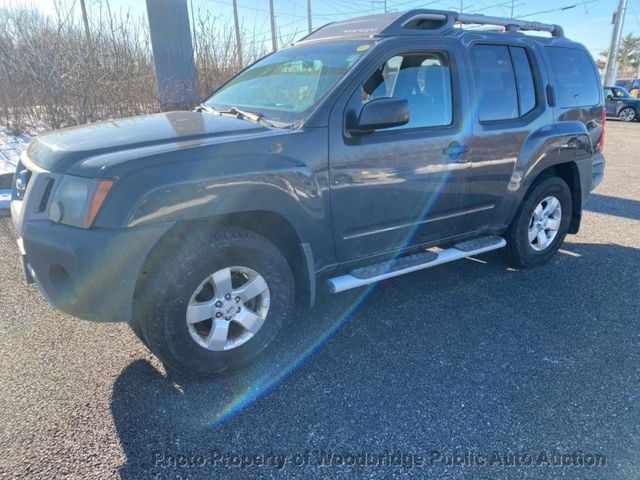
[454,12,564,37]
[298,9,565,44]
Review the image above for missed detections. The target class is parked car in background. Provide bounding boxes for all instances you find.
[605,86,640,122]
[615,78,640,97]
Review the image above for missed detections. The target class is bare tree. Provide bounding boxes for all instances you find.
[0,2,277,133]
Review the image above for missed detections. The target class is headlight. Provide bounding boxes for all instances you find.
[48,175,113,228]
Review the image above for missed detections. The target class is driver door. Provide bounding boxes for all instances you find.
[604,87,617,116]
[328,43,471,261]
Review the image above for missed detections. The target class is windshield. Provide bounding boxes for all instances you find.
[204,41,372,126]
[615,87,632,98]
[608,87,632,98]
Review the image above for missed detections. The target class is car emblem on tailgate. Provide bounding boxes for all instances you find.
[15,170,30,199]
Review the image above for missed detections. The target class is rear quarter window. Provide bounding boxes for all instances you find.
[546,47,600,107]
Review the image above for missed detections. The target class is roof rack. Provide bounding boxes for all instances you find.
[397,10,564,37]
[454,12,564,37]
[299,9,565,43]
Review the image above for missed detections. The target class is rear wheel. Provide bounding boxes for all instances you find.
[505,175,572,269]
[134,226,294,377]
[619,107,637,122]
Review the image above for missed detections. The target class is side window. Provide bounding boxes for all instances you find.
[359,52,453,129]
[470,45,519,122]
[546,47,600,107]
[511,47,536,116]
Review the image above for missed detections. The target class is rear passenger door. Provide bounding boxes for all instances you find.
[462,43,548,232]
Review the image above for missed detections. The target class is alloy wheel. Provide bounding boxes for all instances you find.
[186,266,270,351]
[528,196,562,252]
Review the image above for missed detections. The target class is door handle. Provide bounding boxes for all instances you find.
[443,141,470,161]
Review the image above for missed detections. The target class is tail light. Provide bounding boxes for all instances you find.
[597,106,606,152]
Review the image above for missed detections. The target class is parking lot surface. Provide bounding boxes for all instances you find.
[0,121,638,479]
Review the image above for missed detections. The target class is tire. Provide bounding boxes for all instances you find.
[619,107,637,122]
[134,226,294,377]
[127,317,150,347]
[505,174,572,269]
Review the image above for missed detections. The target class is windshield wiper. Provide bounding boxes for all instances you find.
[196,104,291,129]
[217,106,264,123]
[197,104,262,123]
[195,104,217,113]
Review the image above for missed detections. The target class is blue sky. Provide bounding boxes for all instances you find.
[1,0,636,58]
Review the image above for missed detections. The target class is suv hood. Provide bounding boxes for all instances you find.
[26,111,269,174]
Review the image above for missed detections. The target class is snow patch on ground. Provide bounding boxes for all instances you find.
[0,128,31,176]
[0,128,33,214]
[0,190,10,212]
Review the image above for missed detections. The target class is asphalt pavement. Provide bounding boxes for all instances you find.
[0,121,638,479]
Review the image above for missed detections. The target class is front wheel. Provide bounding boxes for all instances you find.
[619,107,637,122]
[505,175,572,269]
[134,226,294,377]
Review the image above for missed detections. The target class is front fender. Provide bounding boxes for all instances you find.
[128,170,325,238]
[94,127,333,265]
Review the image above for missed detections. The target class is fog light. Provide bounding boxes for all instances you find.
[49,264,76,305]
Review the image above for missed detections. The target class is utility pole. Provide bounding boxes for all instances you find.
[604,0,629,86]
[232,0,243,67]
[190,0,198,60]
[307,0,312,33]
[79,0,95,67]
[269,0,277,52]
[510,0,515,18]
[373,0,387,13]
[146,0,197,110]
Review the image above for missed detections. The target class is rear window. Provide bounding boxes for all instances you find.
[546,47,600,107]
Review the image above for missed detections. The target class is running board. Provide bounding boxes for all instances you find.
[327,236,506,293]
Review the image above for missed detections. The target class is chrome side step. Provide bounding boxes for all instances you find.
[327,236,506,293]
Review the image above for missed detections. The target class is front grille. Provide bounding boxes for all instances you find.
[11,154,59,234]
[13,152,59,227]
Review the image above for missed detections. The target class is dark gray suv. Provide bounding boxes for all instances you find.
[11,10,605,376]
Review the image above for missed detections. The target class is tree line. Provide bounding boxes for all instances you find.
[0,3,298,133]
[599,33,640,78]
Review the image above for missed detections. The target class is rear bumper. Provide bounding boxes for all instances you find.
[576,151,605,205]
[568,152,605,234]
[18,220,172,322]
[590,151,605,192]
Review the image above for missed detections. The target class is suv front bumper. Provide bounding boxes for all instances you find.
[17,219,172,322]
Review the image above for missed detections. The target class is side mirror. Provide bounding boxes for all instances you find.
[606,95,614,101]
[350,97,409,134]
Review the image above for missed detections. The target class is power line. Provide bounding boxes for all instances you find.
[516,0,598,19]
[629,2,640,30]
[206,0,306,19]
